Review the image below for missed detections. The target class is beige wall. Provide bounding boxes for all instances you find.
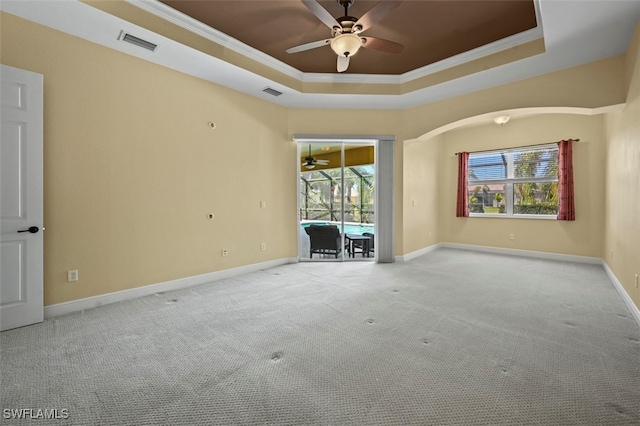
[402,136,441,255]
[401,56,626,142]
[398,57,624,264]
[3,11,638,313]
[438,114,605,257]
[604,24,640,308]
[287,109,405,254]
[2,13,295,305]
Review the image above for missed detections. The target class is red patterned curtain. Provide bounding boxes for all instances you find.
[456,152,469,217]
[557,139,575,221]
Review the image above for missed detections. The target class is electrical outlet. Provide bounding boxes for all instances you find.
[429,231,432,238]
[611,250,614,259]
[260,200,266,208]
[635,274,638,288]
[222,249,228,257]
[509,233,515,241]
[261,243,266,251]
[67,270,78,282]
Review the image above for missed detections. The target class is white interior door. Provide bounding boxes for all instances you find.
[1,65,44,331]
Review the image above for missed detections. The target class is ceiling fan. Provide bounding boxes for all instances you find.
[286,0,404,73]
[302,145,330,169]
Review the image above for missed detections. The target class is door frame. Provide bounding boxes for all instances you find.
[1,65,44,331]
[294,135,395,263]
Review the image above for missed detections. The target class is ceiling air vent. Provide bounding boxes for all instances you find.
[118,31,158,52]
[262,87,283,97]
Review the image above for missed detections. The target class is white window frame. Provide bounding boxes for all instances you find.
[468,144,558,219]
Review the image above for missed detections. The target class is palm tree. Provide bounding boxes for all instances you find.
[482,185,490,206]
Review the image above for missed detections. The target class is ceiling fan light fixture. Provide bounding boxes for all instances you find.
[330,33,362,57]
[304,163,316,169]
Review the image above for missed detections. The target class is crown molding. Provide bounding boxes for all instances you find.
[6,0,637,110]
[126,0,544,86]
[125,0,306,80]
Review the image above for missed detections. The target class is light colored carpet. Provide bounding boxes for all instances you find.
[1,248,639,425]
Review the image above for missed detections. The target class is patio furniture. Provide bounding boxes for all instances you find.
[346,233,373,258]
[305,225,342,258]
[362,232,374,256]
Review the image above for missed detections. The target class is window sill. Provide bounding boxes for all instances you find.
[469,213,557,220]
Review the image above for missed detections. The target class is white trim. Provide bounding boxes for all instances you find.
[468,214,557,220]
[601,261,640,329]
[417,105,626,142]
[399,242,639,329]
[126,0,304,80]
[43,244,640,331]
[470,142,557,158]
[6,1,638,110]
[400,26,543,83]
[295,135,393,263]
[396,243,443,263]
[440,243,602,264]
[44,257,297,318]
[125,0,543,86]
[293,134,393,142]
[296,143,303,261]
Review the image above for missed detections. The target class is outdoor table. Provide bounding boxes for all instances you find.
[345,234,372,258]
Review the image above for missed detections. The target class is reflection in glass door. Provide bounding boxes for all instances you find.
[298,141,375,261]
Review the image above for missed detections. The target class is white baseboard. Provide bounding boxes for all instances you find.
[46,246,640,331]
[402,242,639,329]
[601,261,640,329]
[440,242,602,264]
[44,257,298,318]
[395,243,443,262]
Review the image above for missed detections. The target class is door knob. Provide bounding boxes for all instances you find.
[17,226,39,234]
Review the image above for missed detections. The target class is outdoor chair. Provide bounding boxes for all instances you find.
[305,225,342,258]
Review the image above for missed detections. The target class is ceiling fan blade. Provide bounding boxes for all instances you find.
[315,160,330,165]
[286,39,332,54]
[301,0,340,30]
[337,55,350,73]
[354,0,402,33]
[361,36,404,54]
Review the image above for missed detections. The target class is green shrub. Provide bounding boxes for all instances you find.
[470,203,485,213]
[514,203,557,215]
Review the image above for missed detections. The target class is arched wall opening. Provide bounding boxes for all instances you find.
[400,105,623,260]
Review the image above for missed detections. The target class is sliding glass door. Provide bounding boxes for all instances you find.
[298,141,375,261]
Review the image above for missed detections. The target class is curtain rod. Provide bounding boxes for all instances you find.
[454,139,580,155]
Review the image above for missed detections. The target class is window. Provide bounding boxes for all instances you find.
[468,144,558,217]
[299,165,375,223]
